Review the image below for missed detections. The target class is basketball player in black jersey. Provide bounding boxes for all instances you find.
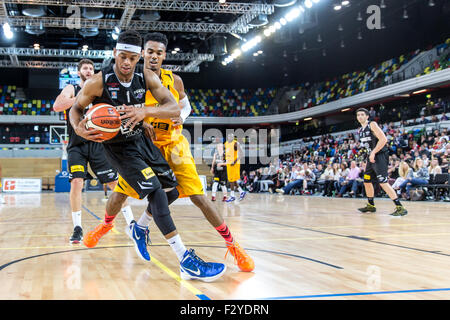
[53,59,134,244]
[356,108,408,216]
[211,137,228,201]
[69,30,226,282]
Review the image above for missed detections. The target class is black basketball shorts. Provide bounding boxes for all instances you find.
[102,134,178,200]
[67,142,118,184]
[363,150,389,184]
[213,166,227,185]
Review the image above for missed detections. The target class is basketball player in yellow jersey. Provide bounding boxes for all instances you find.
[132,32,253,272]
[224,133,247,202]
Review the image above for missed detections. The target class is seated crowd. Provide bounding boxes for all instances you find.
[1,40,448,119]
[242,120,450,202]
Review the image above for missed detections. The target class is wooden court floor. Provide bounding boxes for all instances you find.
[1,191,450,300]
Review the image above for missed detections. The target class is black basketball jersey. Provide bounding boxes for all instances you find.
[66,84,89,149]
[213,144,225,171]
[358,121,388,153]
[92,64,147,144]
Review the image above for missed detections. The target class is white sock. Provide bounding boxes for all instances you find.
[121,205,134,225]
[238,186,244,194]
[138,211,152,227]
[212,182,218,197]
[72,211,82,228]
[221,185,228,196]
[167,234,187,262]
[231,190,235,198]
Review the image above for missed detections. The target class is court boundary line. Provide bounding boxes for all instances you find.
[259,287,450,299]
[81,204,210,299]
[248,218,450,258]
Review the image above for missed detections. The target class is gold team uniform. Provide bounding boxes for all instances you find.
[115,68,203,199]
[224,140,240,183]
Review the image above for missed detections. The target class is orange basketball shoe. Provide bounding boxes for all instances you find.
[225,242,255,272]
[83,222,114,248]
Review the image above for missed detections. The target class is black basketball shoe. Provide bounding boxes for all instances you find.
[70,226,83,244]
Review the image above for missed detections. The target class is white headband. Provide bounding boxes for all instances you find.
[115,43,142,54]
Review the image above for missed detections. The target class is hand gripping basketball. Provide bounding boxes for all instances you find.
[84,103,121,142]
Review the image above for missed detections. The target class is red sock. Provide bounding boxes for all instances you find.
[104,212,116,225]
[215,222,234,245]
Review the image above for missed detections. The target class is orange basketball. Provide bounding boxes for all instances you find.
[85,103,121,141]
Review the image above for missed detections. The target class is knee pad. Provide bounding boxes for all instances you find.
[166,187,179,206]
[147,189,176,236]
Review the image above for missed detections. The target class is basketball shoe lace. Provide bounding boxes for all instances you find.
[87,223,113,245]
[225,242,251,268]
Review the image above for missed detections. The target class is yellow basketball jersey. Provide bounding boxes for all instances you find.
[224,140,239,164]
[144,68,181,144]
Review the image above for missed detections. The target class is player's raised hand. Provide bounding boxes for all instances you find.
[119,104,146,131]
[75,117,104,142]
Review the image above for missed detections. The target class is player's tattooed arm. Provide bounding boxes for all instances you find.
[69,72,104,142]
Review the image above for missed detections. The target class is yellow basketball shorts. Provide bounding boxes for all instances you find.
[154,135,204,198]
[227,163,241,183]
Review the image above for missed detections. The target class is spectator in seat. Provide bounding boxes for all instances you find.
[428,159,442,175]
[275,164,304,195]
[421,153,430,167]
[440,112,449,121]
[399,158,430,200]
[392,161,410,196]
[336,162,349,193]
[336,161,361,198]
[419,115,431,124]
[332,163,342,196]
[321,163,335,196]
[302,163,317,195]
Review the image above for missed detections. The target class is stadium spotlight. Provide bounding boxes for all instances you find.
[333,1,342,10]
[357,11,362,21]
[341,1,350,6]
[304,0,313,9]
[219,0,226,4]
[112,26,120,40]
[232,48,242,58]
[285,7,301,21]
[403,8,408,19]
[3,23,13,39]
[313,0,320,3]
